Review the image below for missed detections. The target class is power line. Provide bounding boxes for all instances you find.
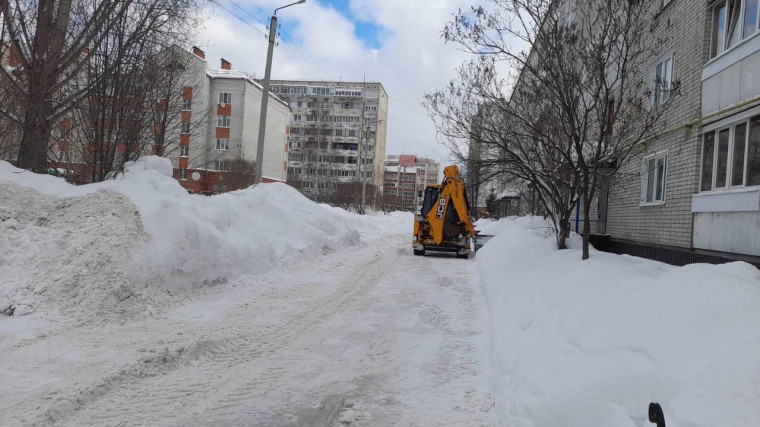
[224,0,320,80]
[209,0,267,36]
[242,0,323,80]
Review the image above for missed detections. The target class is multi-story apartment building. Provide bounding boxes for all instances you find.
[173,47,291,194]
[0,44,291,194]
[268,80,388,201]
[384,154,440,212]
[600,0,760,261]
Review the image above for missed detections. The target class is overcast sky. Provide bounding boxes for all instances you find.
[196,0,474,165]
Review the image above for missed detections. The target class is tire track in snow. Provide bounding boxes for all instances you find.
[54,239,400,426]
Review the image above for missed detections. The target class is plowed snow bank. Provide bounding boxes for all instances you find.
[478,217,760,426]
[0,157,370,323]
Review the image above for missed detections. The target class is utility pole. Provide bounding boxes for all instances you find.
[357,75,366,214]
[254,0,305,184]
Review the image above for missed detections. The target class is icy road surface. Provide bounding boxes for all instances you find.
[2,235,493,426]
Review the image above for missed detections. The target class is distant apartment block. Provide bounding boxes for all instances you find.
[268,80,388,201]
[384,154,440,212]
[173,47,291,194]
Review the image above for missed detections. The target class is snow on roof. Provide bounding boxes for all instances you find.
[385,165,417,174]
[206,69,289,109]
[495,188,521,199]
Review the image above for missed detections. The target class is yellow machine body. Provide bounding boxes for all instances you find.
[412,165,476,258]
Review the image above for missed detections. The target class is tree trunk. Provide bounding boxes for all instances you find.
[582,187,592,260]
[17,95,54,172]
[16,0,73,173]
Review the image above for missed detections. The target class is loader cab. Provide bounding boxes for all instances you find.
[420,185,440,217]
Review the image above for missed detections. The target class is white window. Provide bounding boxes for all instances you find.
[217,116,231,127]
[57,151,68,162]
[181,122,191,134]
[711,0,760,59]
[218,92,232,105]
[183,99,192,110]
[294,114,302,122]
[216,138,229,150]
[641,152,668,205]
[214,160,227,171]
[179,168,187,180]
[180,145,189,156]
[653,55,673,107]
[701,115,760,191]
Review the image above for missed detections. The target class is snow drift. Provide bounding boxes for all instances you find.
[0,157,365,323]
[478,217,760,426]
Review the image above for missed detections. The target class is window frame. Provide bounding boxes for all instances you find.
[640,151,668,206]
[217,115,231,128]
[180,145,189,157]
[218,92,232,105]
[700,115,760,191]
[710,0,760,60]
[652,53,674,107]
[216,138,229,150]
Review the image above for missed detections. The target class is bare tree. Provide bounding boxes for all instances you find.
[223,156,257,191]
[330,182,377,213]
[0,0,204,173]
[427,0,673,257]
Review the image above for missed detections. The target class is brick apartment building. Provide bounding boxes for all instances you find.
[0,45,291,194]
[268,80,388,202]
[384,154,440,212]
[500,0,760,263]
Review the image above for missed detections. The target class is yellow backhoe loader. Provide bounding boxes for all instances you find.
[413,164,477,258]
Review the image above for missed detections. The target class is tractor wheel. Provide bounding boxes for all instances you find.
[413,249,425,256]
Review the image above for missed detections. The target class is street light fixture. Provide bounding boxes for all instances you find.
[254,0,306,184]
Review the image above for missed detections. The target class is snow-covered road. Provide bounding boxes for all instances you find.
[3,233,493,426]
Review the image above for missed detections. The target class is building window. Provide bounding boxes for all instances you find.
[179,168,187,180]
[702,115,760,191]
[217,116,231,127]
[294,115,302,121]
[183,99,192,111]
[653,55,673,107]
[214,160,227,171]
[641,152,667,204]
[57,151,68,162]
[218,92,232,105]
[348,130,357,137]
[711,0,760,59]
[180,145,189,156]
[181,122,191,134]
[216,138,229,150]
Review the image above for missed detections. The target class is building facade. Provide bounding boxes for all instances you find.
[602,0,760,259]
[173,48,291,194]
[384,154,440,212]
[268,80,388,202]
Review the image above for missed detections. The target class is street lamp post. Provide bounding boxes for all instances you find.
[254,0,306,184]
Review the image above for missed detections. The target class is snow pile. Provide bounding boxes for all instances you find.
[319,204,412,241]
[475,217,522,235]
[0,157,365,323]
[478,217,760,426]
